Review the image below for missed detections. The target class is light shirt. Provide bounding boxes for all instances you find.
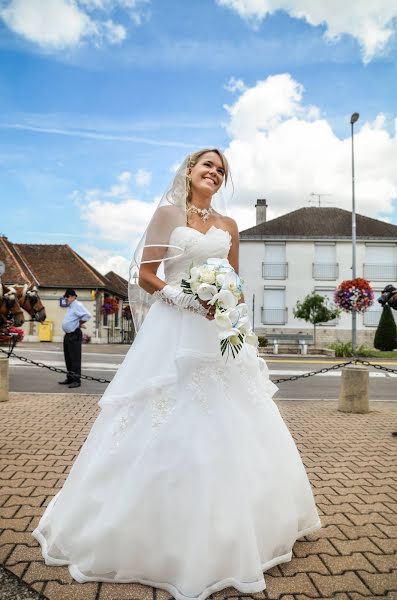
[62,299,92,334]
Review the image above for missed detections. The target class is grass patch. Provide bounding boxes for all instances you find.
[359,349,397,359]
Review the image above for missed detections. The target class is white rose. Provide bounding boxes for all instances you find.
[199,265,217,285]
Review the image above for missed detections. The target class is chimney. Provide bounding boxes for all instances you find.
[255,199,267,225]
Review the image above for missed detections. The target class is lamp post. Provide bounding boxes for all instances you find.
[350,112,359,353]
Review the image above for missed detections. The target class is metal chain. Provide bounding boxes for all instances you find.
[1,346,396,385]
[0,347,111,383]
[354,358,397,375]
[272,360,354,383]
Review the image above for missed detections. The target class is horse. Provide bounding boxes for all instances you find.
[378,284,397,311]
[0,284,25,328]
[14,284,47,322]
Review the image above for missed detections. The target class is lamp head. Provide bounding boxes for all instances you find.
[350,112,360,125]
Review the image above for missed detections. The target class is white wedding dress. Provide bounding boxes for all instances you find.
[32,226,321,600]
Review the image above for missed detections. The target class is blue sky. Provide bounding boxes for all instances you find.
[1,0,396,277]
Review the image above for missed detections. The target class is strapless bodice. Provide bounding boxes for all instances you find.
[164,226,232,288]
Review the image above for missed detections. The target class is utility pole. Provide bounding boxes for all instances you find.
[350,112,360,353]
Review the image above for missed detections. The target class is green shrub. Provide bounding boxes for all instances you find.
[257,336,268,348]
[328,341,353,357]
[328,340,380,357]
[355,344,374,356]
[374,305,397,351]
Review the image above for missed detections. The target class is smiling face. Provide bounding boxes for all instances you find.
[188,151,227,199]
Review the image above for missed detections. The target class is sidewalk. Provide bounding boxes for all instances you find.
[1,392,396,600]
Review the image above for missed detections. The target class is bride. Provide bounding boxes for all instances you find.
[32,149,321,600]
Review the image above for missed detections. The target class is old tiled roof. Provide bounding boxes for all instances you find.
[240,207,397,239]
[0,237,34,284]
[105,271,128,299]
[0,237,127,298]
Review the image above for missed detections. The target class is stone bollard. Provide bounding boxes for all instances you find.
[0,356,9,402]
[338,364,369,414]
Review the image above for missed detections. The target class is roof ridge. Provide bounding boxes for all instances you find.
[240,206,397,237]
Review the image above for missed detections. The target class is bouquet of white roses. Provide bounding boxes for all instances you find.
[181,258,258,358]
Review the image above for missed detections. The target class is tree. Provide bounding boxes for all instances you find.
[374,305,397,351]
[293,292,341,347]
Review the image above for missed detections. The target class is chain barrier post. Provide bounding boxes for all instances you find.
[0,355,9,402]
[1,347,396,387]
[338,363,369,413]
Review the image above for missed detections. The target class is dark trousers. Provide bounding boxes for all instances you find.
[63,328,82,382]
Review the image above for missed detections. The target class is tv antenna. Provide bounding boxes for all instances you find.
[309,192,332,207]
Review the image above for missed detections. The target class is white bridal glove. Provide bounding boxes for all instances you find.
[153,285,208,317]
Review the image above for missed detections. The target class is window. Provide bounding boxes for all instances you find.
[364,245,397,281]
[362,289,397,327]
[363,289,383,327]
[261,287,287,324]
[313,244,338,280]
[262,244,287,279]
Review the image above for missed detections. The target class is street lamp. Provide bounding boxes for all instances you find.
[350,112,359,353]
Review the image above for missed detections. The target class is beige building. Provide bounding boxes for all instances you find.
[0,236,132,344]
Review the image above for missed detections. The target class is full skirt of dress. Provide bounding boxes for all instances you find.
[32,300,321,600]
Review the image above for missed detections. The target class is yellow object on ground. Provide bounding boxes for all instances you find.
[39,320,53,342]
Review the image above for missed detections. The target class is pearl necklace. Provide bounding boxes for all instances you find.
[188,204,214,222]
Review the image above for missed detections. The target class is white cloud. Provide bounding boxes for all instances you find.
[224,73,318,140]
[76,171,157,243]
[0,0,93,47]
[217,0,397,62]
[0,122,193,148]
[75,171,159,278]
[79,244,131,279]
[0,0,149,49]
[135,168,152,187]
[80,195,156,243]
[224,76,247,94]
[223,74,397,231]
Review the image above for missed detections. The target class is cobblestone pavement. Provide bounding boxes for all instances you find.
[1,393,396,600]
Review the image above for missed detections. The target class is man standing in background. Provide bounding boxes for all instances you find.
[59,288,91,389]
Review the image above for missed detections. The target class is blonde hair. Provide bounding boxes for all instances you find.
[186,148,229,205]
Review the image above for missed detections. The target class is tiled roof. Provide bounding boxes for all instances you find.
[105,271,129,298]
[240,207,397,239]
[0,237,127,298]
[0,237,34,284]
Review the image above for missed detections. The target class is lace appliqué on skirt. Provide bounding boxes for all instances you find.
[151,387,177,431]
[187,364,225,414]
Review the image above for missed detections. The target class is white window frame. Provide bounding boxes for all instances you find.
[261,286,287,325]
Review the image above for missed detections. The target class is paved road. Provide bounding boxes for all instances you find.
[5,343,397,400]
